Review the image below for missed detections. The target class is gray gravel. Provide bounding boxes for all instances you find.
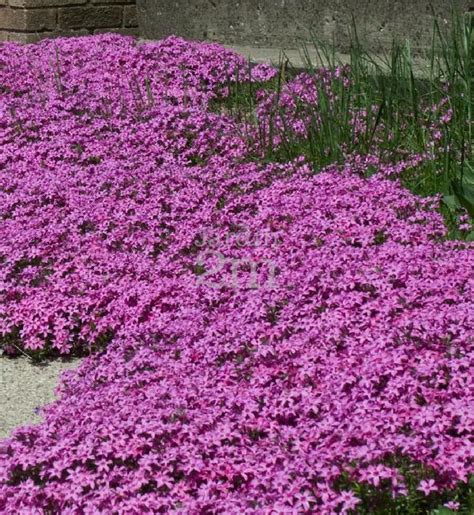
[0,356,81,439]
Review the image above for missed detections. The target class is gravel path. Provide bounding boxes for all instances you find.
[0,357,81,439]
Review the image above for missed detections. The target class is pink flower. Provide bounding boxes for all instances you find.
[417,479,438,496]
[337,490,361,512]
[444,501,460,511]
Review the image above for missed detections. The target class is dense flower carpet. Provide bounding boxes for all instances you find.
[0,35,473,513]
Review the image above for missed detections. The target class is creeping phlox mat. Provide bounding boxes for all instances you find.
[0,34,473,513]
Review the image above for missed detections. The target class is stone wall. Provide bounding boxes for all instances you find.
[1,1,472,51]
[0,0,137,43]
[138,0,474,55]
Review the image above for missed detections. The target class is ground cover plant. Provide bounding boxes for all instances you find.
[0,15,473,515]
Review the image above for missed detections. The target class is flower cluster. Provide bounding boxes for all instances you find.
[0,35,473,513]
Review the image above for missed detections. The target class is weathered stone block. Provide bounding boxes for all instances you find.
[94,27,138,36]
[91,0,135,4]
[58,6,122,29]
[0,30,51,44]
[123,5,137,27]
[49,28,90,38]
[8,0,86,7]
[0,7,56,31]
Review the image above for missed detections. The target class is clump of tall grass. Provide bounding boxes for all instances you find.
[214,8,473,240]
